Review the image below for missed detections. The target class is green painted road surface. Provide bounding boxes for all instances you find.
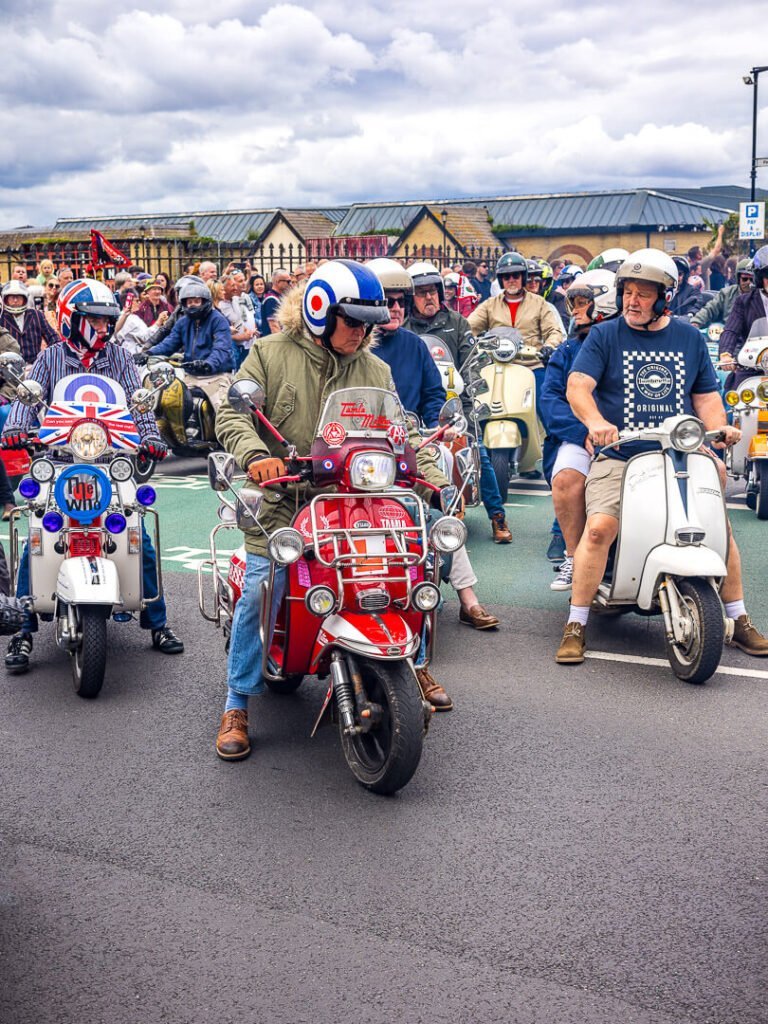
[23,469,761,623]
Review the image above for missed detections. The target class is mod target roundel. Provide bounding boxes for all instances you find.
[303,280,337,336]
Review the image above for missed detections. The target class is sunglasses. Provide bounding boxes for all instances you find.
[46,283,59,289]
[340,313,366,329]
[386,295,406,308]
[500,272,523,280]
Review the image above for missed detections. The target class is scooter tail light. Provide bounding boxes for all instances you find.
[69,532,101,558]
[29,528,43,556]
[128,527,141,554]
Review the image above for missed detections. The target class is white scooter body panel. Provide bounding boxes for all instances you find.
[611,450,728,605]
[56,556,121,606]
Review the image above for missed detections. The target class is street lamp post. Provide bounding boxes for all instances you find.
[744,66,768,254]
[440,209,448,269]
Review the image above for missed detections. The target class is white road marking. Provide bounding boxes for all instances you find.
[584,649,768,679]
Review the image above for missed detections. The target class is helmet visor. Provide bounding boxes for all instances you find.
[337,301,390,325]
[74,301,120,320]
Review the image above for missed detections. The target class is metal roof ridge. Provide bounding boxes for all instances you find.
[642,188,735,214]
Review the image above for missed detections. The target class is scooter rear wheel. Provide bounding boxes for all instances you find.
[340,658,424,796]
[71,607,108,699]
[665,578,724,685]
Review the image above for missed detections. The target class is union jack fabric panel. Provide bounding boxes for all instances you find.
[38,401,141,450]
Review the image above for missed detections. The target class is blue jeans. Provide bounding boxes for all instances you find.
[478,444,505,519]
[231,342,248,370]
[16,523,166,633]
[227,553,286,696]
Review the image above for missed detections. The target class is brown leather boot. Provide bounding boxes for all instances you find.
[491,513,512,543]
[555,622,586,664]
[416,666,453,711]
[216,709,251,760]
[727,614,768,656]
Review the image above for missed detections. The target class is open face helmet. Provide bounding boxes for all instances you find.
[407,261,445,303]
[0,279,29,318]
[58,278,120,346]
[586,248,629,274]
[615,248,679,317]
[672,255,691,286]
[495,251,528,286]
[557,264,584,289]
[565,269,618,322]
[303,259,389,345]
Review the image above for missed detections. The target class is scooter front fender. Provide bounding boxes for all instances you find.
[309,610,420,674]
[56,556,121,606]
[483,419,522,449]
[636,545,727,611]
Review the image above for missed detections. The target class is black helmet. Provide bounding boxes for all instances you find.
[495,251,528,285]
[672,255,691,284]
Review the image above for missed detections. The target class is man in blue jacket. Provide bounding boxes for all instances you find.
[142,278,233,405]
[541,270,618,592]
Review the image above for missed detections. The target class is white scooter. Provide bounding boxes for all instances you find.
[722,316,768,518]
[592,415,729,684]
[7,364,174,698]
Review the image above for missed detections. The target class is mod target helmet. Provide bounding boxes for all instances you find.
[57,278,120,345]
[303,259,389,344]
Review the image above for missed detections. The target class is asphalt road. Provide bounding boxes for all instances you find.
[1,462,766,1024]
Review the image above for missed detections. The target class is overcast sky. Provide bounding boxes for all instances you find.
[1,1,766,229]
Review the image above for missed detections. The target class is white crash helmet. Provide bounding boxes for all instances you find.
[615,248,679,318]
[407,261,445,302]
[587,248,630,274]
[1,279,29,316]
[565,269,617,321]
[365,258,413,294]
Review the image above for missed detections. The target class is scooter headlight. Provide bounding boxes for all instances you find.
[349,451,396,491]
[70,421,109,460]
[669,418,705,452]
[760,349,768,373]
[267,527,304,565]
[411,581,440,611]
[724,390,740,406]
[30,458,55,483]
[757,382,768,403]
[305,585,337,616]
[430,515,468,553]
[740,388,756,405]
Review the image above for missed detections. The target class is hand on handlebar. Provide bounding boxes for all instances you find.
[718,357,737,372]
[138,438,168,462]
[1,431,31,450]
[538,345,555,366]
[247,455,286,484]
[710,424,741,450]
[185,360,213,376]
[133,352,150,366]
[588,420,620,448]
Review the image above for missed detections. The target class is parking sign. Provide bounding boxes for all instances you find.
[739,202,765,239]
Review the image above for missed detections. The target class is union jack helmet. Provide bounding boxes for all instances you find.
[58,278,120,344]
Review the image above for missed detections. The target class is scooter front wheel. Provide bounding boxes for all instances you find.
[489,447,516,505]
[340,658,424,796]
[71,607,108,699]
[665,579,724,685]
[265,674,304,694]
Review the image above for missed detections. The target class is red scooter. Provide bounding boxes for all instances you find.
[199,383,467,795]
[0,352,31,487]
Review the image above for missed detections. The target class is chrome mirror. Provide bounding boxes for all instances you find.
[130,388,156,415]
[235,488,263,530]
[228,380,265,414]
[207,451,236,492]
[438,397,463,427]
[16,379,43,407]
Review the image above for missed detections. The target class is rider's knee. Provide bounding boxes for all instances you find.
[584,515,618,548]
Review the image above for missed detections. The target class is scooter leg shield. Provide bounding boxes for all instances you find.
[156,379,189,448]
[483,420,522,448]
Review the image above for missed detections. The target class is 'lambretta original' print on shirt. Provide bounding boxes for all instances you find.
[622,350,686,428]
[571,317,719,460]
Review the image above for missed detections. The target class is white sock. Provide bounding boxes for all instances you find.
[724,600,746,620]
[568,604,590,627]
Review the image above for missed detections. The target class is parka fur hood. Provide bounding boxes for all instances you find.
[277,284,376,350]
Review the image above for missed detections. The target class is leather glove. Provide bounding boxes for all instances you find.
[538,345,554,366]
[186,360,213,376]
[138,438,168,462]
[1,431,30,450]
[247,455,286,484]
[133,352,150,366]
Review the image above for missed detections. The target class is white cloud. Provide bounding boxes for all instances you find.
[0,1,765,228]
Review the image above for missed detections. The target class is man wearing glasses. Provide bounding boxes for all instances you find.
[261,268,293,335]
[0,280,60,363]
[468,260,492,302]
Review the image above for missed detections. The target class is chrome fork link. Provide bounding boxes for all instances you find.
[330,651,357,735]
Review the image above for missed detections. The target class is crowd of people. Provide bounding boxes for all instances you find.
[1,233,768,755]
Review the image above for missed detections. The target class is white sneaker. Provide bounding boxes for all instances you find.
[550,556,574,592]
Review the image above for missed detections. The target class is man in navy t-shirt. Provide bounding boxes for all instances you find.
[554,248,768,665]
